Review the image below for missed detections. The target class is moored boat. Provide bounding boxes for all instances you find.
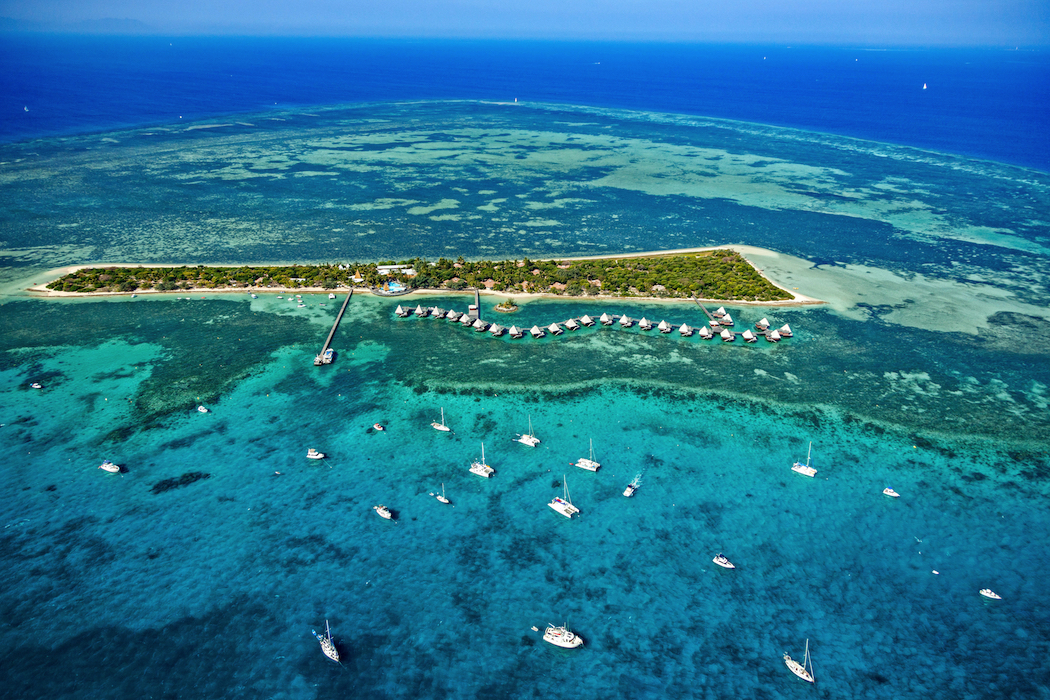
[713,553,736,569]
[431,407,451,432]
[307,448,325,460]
[883,487,900,498]
[543,624,584,648]
[313,620,340,662]
[434,482,451,504]
[374,504,393,519]
[469,443,495,478]
[980,588,1001,600]
[516,415,541,447]
[373,423,385,431]
[98,459,120,473]
[784,639,815,683]
[549,475,580,518]
[574,439,600,471]
[792,442,817,477]
[623,474,641,497]
[197,405,210,413]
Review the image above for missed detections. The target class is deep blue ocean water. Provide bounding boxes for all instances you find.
[0,36,1048,171]
[1,36,1049,700]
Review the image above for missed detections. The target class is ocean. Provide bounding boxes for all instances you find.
[0,37,1049,699]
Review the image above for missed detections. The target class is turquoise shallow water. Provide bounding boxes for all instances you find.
[0,293,1047,699]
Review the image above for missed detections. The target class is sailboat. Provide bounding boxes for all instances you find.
[784,639,815,683]
[549,475,580,518]
[313,620,340,662]
[469,443,495,478]
[574,439,600,471]
[431,407,451,432]
[516,415,540,447]
[792,442,817,478]
[434,483,451,504]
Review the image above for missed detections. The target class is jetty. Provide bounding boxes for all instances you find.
[314,290,353,366]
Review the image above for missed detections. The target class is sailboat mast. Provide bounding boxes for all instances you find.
[806,442,812,467]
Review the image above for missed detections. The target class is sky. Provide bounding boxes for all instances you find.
[0,0,1048,45]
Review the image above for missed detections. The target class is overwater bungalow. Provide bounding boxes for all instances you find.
[714,306,726,318]
[446,310,462,321]
[619,314,634,328]
[432,307,447,319]
[414,304,429,317]
[709,318,721,328]
[755,317,770,331]
[742,329,757,343]
[658,320,672,333]
[679,323,694,337]
[639,317,653,330]
[473,318,490,332]
[395,305,410,317]
[721,313,734,327]
[459,313,473,326]
[564,318,580,331]
[508,325,524,339]
[547,322,564,336]
[600,313,614,326]
[767,329,782,343]
[778,324,793,337]
[580,315,595,327]
[489,324,505,337]
[720,328,734,342]
[699,326,714,339]
[530,325,546,339]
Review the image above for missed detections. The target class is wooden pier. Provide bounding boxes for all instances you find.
[315,289,353,365]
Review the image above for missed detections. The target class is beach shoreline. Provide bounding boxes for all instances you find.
[24,245,825,307]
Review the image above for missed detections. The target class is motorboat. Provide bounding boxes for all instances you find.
[98,460,120,473]
[549,475,580,518]
[30,382,42,389]
[543,624,584,648]
[883,487,900,498]
[431,407,451,432]
[516,415,540,447]
[792,442,817,477]
[373,423,385,431]
[574,439,600,471]
[307,448,325,460]
[469,443,495,478]
[980,589,1002,600]
[313,620,339,662]
[197,405,209,413]
[784,639,815,683]
[623,474,641,497]
[374,504,393,519]
[713,554,736,569]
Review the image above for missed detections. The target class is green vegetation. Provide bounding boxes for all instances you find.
[47,250,793,302]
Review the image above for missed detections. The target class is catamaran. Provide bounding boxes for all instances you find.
[431,407,451,432]
[313,620,340,662]
[784,639,815,683]
[469,443,495,478]
[516,415,540,447]
[549,475,580,518]
[792,442,817,478]
[574,439,600,471]
[543,624,584,648]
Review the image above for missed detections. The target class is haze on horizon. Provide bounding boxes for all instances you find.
[1,0,1047,46]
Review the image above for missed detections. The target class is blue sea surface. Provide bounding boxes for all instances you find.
[0,36,1048,170]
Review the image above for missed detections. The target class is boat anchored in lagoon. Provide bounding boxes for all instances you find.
[712,554,736,569]
[469,443,495,478]
[792,442,817,478]
[374,504,393,520]
[98,459,120,473]
[307,448,325,460]
[883,487,900,498]
[784,639,815,683]
[623,474,641,497]
[431,407,451,432]
[432,483,450,504]
[549,476,580,518]
[574,439,600,471]
[313,620,339,662]
[543,624,584,648]
[980,588,1002,600]
[516,415,540,447]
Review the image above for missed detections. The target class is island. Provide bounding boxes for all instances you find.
[42,249,798,303]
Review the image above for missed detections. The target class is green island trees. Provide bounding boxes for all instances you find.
[46,250,793,302]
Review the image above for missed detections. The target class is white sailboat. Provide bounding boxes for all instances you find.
[313,620,340,662]
[574,439,600,471]
[469,443,495,478]
[792,442,817,477]
[549,475,580,518]
[516,415,540,447]
[543,623,584,648]
[784,639,814,683]
[431,407,451,432]
[434,483,451,504]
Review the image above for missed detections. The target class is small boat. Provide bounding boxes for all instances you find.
[579,315,595,327]
[98,460,120,473]
[297,303,306,308]
[313,620,339,662]
[883,487,900,498]
[469,443,495,478]
[307,448,325,460]
[618,314,633,328]
[277,295,283,299]
[431,407,451,432]
[313,347,334,365]
[543,624,584,648]
[712,553,736,569]
[373,423,385,431]
[434,482,451,504]
[574,439,600,471]
[784,639,815,683]
[197,405,209,413]
[30,382,42,389]
[923,82,927,89]
[657,320,672,333]
[599,313,614,326]
[755,318,770,331]
[792,442,817,477]
[980,589,1002,600]
[638,317,653,331]
[623,474,641,497]
[329,293,336,299]
[549,475,580,518]
[529,325,546,338]
[516,415,540,447]
[374,504,393,519]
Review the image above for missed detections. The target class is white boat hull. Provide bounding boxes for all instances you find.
[543,626,583,648]
[784,655,814,683]
[548,497,579,518]
[575,458,600,471]
[791,463,817,477]
[623,484,637,497]
[517,435,540,447]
